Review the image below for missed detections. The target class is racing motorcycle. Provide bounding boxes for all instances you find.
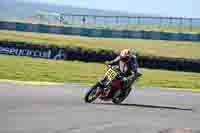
[84,66,133,104]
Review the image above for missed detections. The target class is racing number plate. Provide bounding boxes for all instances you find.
[105,69,117,81]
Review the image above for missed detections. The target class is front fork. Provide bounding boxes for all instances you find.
[96,80,112,97]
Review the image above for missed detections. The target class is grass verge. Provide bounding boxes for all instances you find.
[0,30,200,59]
[0,55,200,90]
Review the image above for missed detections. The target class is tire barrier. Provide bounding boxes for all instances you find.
[0,40,200,73]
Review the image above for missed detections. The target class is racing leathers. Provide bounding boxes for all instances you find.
[104,55,141,96]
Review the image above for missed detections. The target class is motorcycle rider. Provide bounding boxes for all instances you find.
[104,49,142,96]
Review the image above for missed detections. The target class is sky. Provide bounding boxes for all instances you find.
[23,0,200,18]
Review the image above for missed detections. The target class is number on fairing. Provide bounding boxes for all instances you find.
[105,69,117,80]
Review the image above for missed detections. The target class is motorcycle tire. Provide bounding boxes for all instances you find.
[112,87,132,104]
[84,83,100,103]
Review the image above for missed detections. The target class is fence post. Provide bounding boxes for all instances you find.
[137,16,141,30]
[93,16,96,26]
[179,17,183,32]
[158,17,162,31]
[169,17,173,28]
[72,15,74,25]
[115,16,119,25]
[190,18,193,32]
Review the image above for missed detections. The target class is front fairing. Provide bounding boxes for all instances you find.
[103,68,122,89]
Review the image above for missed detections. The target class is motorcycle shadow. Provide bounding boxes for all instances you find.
[93,102,193,111]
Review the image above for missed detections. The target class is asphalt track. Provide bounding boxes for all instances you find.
[1,81,200,133]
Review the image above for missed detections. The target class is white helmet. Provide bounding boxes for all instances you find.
[120,49,130,63]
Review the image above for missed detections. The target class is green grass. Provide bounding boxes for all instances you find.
[0,30,200,59]
[0,55,200,90]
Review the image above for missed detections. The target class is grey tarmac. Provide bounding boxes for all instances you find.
[0,81,200,133]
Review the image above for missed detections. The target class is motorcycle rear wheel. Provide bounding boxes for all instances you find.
[112,95,126,104]
[112,87,132,104]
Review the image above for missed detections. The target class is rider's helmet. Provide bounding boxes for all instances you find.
[120,49,130,63]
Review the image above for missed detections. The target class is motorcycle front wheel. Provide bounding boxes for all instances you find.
[84,83,101,103]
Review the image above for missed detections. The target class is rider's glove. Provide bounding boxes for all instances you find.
[108,65,112,68]
[105,61,109,65]
[122,77,128,82]
[104,61,111,68]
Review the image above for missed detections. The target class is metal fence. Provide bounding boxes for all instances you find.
[1,21,200,41]
[34,13,200,33]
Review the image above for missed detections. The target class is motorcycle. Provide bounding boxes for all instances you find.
[84,66,133,104]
